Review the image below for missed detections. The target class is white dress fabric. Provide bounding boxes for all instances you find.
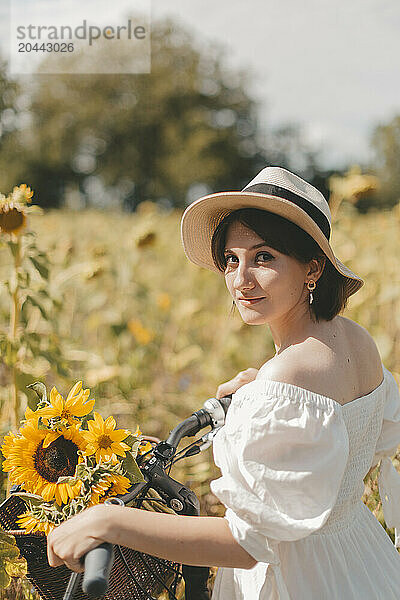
[210,363,400,599]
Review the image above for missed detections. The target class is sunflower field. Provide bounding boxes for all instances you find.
[0,192,400,597]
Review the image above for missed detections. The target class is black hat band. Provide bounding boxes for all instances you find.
[243,183,331,241]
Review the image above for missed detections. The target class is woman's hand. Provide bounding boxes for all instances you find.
[216,368,258,399]
[47,504,108,572]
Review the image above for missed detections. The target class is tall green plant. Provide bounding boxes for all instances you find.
[0,185,66,430]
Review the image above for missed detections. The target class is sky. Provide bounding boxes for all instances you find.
[153,0,400,168]
[1,0,399,168]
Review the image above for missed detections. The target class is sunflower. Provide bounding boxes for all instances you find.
[0,202,26,235]
[130,425,152,456]
[157,292,171,312]
[11,184,33,204]
[17,512,54,536]
[83,412,130,462]
[2,420,86,505]
[138,440,152,455]
[127,319,154,345]
[88,473,131,506]
[37,381,94,441]
[0,431,18,459]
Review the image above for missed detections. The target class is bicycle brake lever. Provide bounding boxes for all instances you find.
[198,428,222,451]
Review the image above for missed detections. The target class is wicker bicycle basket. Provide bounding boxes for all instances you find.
[0,493,183,600]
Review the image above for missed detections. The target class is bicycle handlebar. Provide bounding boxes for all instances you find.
[76,395,233,599]
[166,395,232,448]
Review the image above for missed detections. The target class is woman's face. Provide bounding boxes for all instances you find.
[223,221,312,326]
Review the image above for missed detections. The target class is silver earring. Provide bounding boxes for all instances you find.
[307,280,316,305]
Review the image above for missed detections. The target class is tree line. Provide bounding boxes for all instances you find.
[0,19,398,211]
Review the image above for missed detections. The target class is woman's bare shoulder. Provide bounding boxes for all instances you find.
[256,317,383,401]
[257,351,316,386]
[339,317,382,364]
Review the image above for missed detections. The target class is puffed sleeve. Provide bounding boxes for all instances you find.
[372,367,400,548]
[210,381,349,564]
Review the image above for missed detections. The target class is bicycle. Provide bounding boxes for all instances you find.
[0,394,232,600]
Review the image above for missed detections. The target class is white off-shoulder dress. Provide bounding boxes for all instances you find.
[210,363,400,599]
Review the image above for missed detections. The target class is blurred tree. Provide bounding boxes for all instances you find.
[371,115,400,207]
[266,122,333,201]
[0,20,270,209]
[0,57,20,191]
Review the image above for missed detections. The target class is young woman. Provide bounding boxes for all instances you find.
[47,167,400,599]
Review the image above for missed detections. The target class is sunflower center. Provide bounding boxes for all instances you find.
[0,207,25,233]
[34,437,79,483]
[97,434,112,449]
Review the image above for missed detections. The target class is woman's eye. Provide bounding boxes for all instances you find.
[256,252,273,262]
[224,252,273,265]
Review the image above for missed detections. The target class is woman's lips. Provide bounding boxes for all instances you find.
[237,297,265,305]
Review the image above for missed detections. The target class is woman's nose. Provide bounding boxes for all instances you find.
[234,261,255,290]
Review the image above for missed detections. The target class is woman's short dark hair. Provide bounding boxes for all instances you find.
[211,208,349,322]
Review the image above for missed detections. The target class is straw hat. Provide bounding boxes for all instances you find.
[180,166,364,298]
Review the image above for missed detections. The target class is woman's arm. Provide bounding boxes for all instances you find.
[47,504,257,572]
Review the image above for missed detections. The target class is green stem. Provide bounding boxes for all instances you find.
[10,237,21,431]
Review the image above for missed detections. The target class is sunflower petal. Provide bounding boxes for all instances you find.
[43,432,59,448]
[49,387,64,413]
[111,443,128,457]
[87,417,102,435]
[70,398,95,417]
[82,432,97,443]
[110,429,129,442]
[24,407,36,420]
[104,415,116,431]
[84,444,97,456]
[93,412,104,428]
[66,381,83,402]
[59,484,68,504]
[36,406,56,419]
[50,386,58,402]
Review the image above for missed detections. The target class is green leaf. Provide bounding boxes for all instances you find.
[0,545,19,559]
[7,240,19,260]
[37,417,48,430]
[81,413,95,429]
[38,287,50,298]
[29,256,49,280]
[130,440,140,459]
[26,381,46,410]
[122,434,137,448]
[15,371,37,397]
[23,332,41,353]
[0,532,16,546]
[76,464,89,478]
[122,451,145,483]
[5,557,27,578]
[13,492,44,507]
[56,475,78,485]
[26,295,48,319]
[0,565,11,589]
[2,339,17,367]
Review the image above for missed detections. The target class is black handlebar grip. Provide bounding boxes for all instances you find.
[82,542,114,598]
